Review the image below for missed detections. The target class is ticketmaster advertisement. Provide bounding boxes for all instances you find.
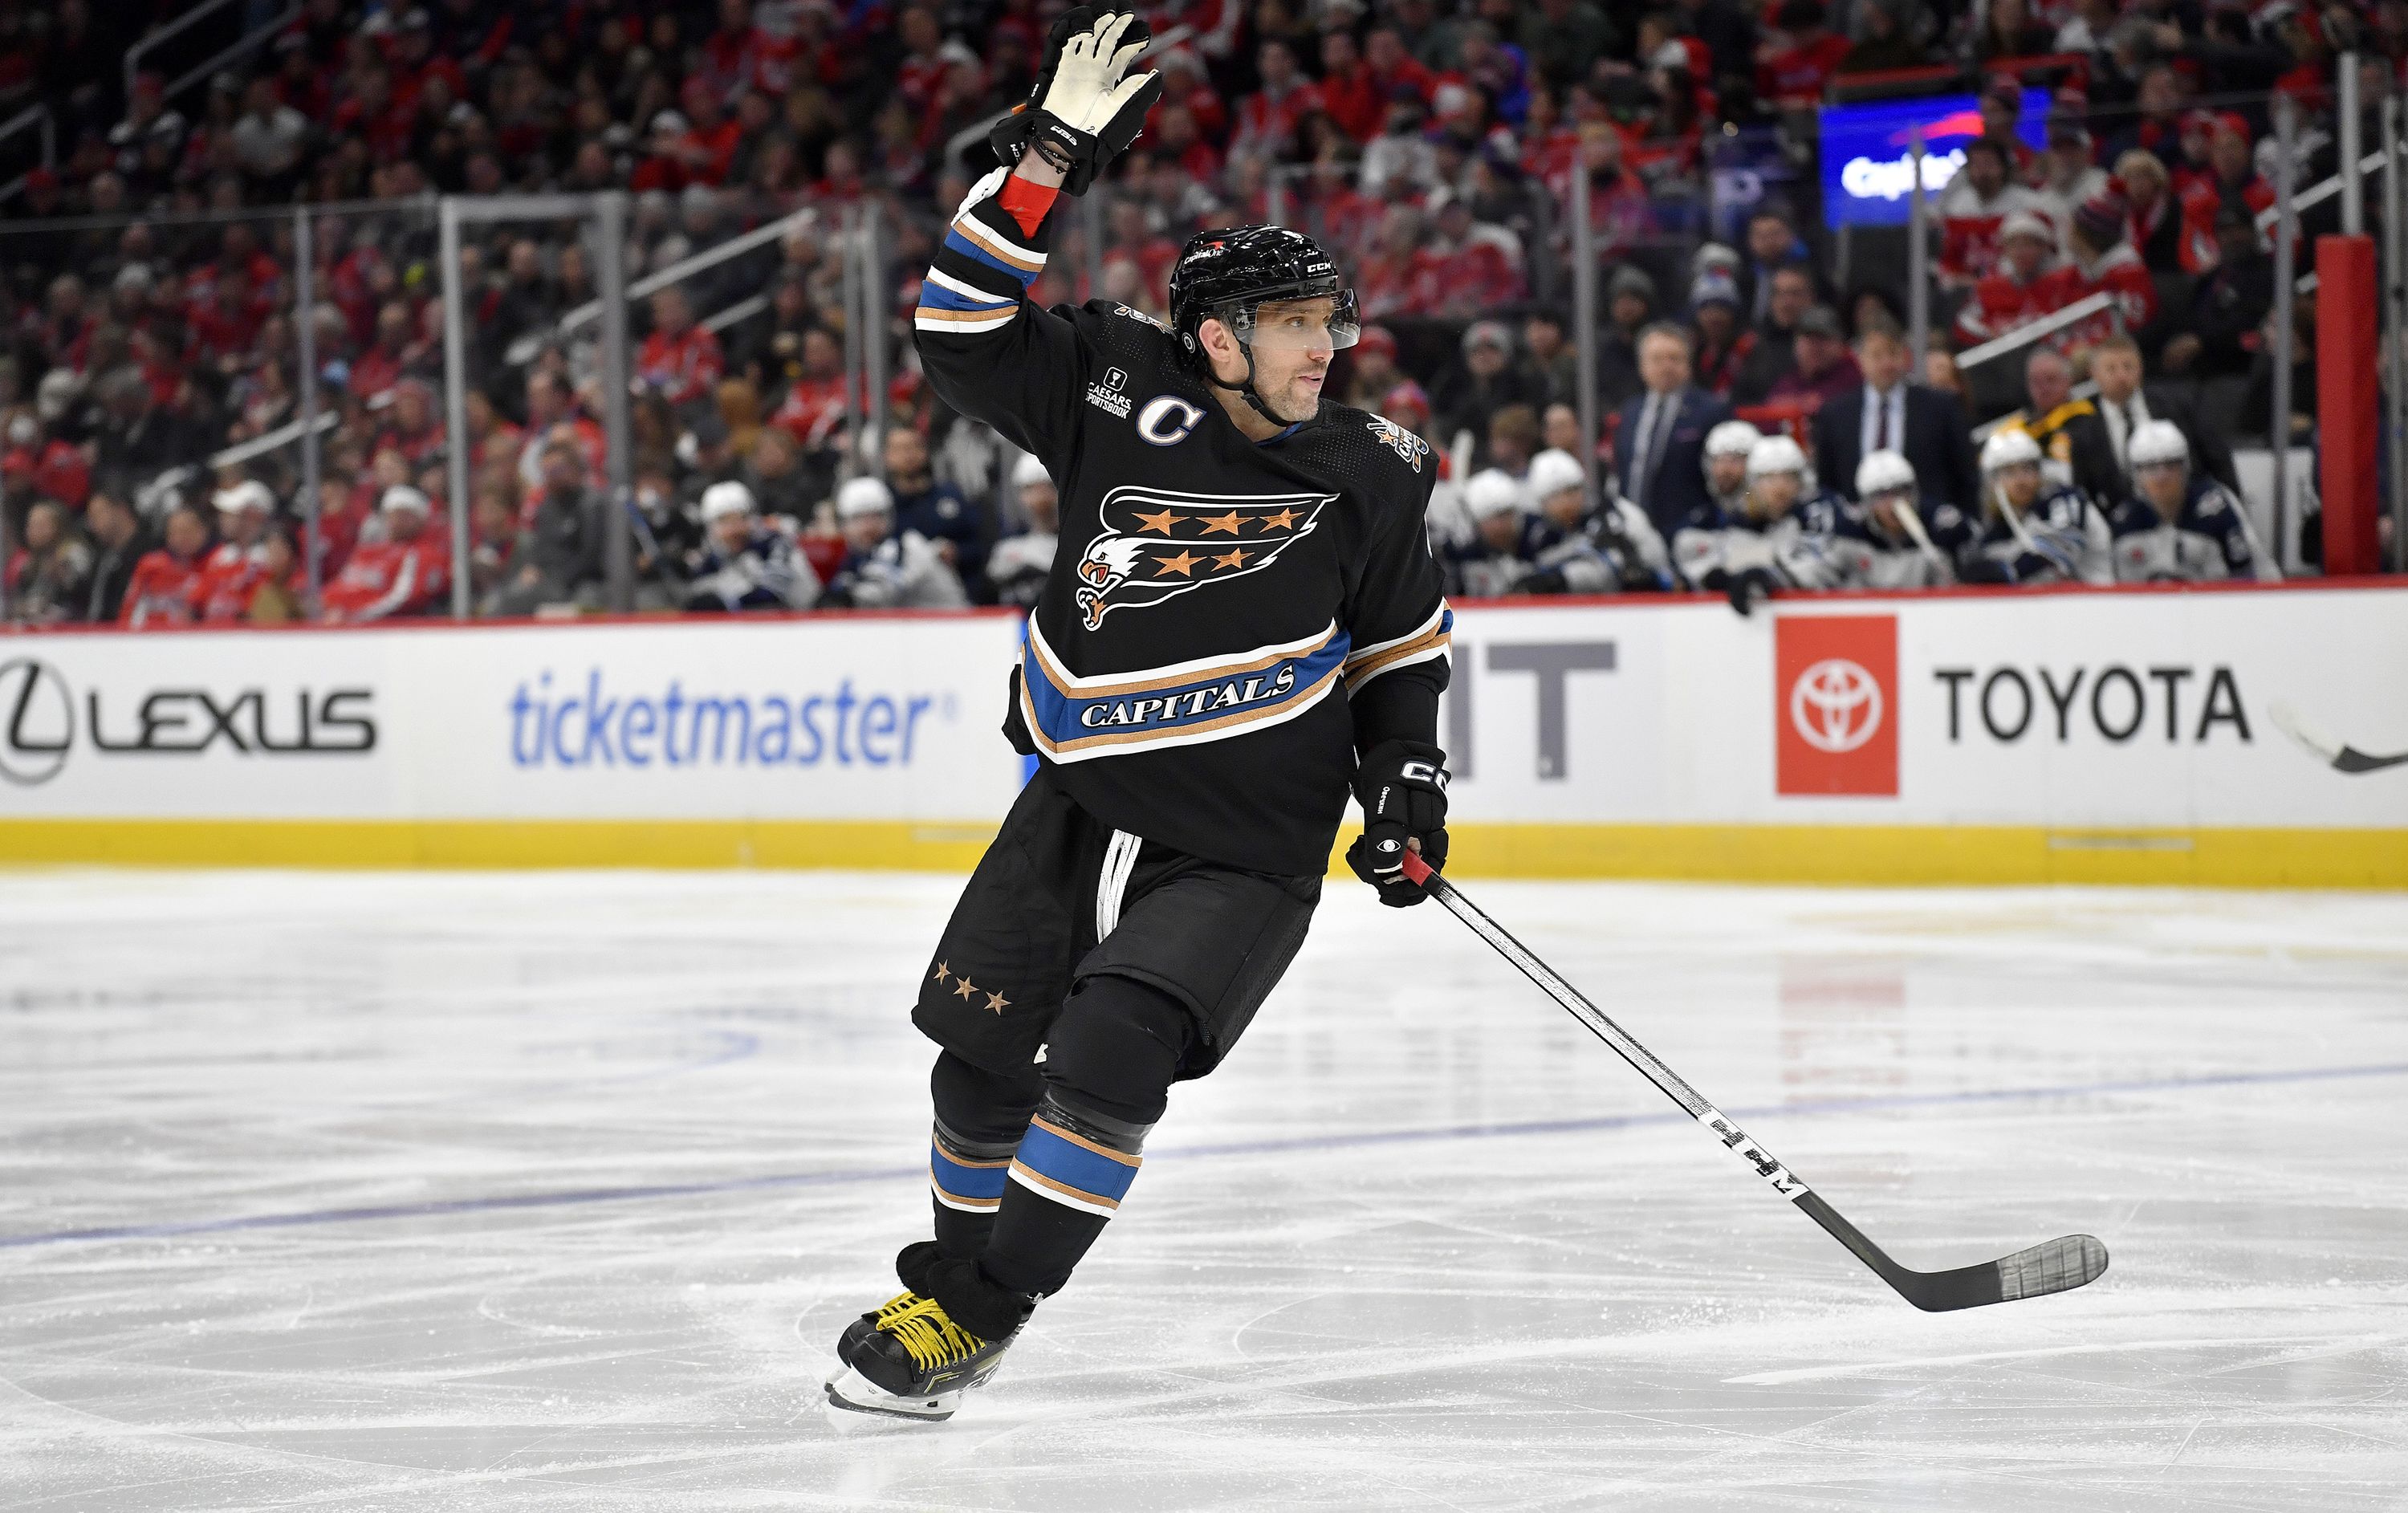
[3,590,2403,883]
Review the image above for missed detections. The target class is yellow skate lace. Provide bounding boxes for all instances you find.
[871,1291,921,1326]
[878,1295,987,1372]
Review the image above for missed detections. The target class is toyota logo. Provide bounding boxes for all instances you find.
[1789,657,1883,754]
[0,657,74,785]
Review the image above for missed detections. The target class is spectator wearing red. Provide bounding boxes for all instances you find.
[375,380,448,468]
[1317,30,1386,143]
[1364,26,1437,106]
[120,502,213,628]
[1145,48,1228,146]
[1763,305,1862,410]
[1422,195,1526,319]
[637,288,727,407]
[769,327,856,452]
[1233,39,1320,161]
[1558,124,1656,254]
[2032,191,2158,352]
[1937,137,2052,289]
[351,302,415,405]
[2033,108,2109,232]
[2169,110,2222,205]
[195,480,279,622]
[1955,210,2060,347]
[387,8,467,116]
[1354,205,1441,321]
[1101,201,1182,308]
[1755,0,1853,106]
[323,485,449,621]
[4,418,91,510]
[332,63,414,163]
[698,0,795,101]
[1147,101,1225,183]
[185,263,271,372]
[2191,116,2273,253]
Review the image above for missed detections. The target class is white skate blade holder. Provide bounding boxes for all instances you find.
[823,1364,962,1424]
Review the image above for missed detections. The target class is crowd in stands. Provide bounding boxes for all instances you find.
[0,0,2393,627]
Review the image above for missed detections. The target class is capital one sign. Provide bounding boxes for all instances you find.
[1775,616,1898,796]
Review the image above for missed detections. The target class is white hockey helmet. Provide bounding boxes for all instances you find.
[2128,418,2190,470]
[1525,447,1585,501]
[700,479,755,522]
[835,475,894,519]
[1703,418,1763,462]
[1854,448,1916,499]
[1463,467,1525,521]
[1011,452,1052,490]
[1744,433,1811,486]
[1980,427,2044,474]
[378,483,431,517]
[213,478,275,515]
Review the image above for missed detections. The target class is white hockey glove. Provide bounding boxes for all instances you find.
[990,7,1161,193]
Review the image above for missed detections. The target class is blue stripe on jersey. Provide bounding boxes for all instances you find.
[930,1141,1009,1202]
[1014,1121,1139,1207]
[942,228,1040,287]
[1019,623,1352,762]
[917,280,1014,313]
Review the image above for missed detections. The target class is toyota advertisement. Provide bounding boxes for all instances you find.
[1817,88,2051,228]
[4,591,2405,883]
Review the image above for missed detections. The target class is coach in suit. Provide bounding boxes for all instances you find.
[1813,323,1981,512]
[2088,332,2240,496]
[1613,322,1733,536]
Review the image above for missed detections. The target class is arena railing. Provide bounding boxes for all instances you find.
[0,104,55,207]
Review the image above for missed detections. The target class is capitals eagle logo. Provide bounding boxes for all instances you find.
[1072,486,1333,629]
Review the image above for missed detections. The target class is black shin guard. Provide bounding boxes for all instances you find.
[977,975,1193,1299]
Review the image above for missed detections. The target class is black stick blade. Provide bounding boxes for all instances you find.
[1997,1233,2110,1302]
[1895,1232,2110,1312]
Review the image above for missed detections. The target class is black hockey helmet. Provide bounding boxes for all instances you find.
[1168,226,1359,419]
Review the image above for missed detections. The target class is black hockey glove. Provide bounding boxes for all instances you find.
[987,6,1161,194]
[1725,565,1775,617]
[1346,738,1450,907]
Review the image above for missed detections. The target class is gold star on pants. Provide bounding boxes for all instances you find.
[954,976,978,1000]
[931,962,950,984]
[985,990,1011,1014]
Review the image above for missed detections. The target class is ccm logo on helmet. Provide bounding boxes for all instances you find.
[1136,395,1206,446]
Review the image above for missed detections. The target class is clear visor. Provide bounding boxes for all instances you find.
[1227,291,1361,355]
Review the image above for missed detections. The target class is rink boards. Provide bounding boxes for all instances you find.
[2,584,2403,886]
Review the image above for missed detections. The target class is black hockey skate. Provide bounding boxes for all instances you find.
[824,1291,1019,1422]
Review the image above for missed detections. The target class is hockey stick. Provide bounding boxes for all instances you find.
[2268,701,2408,774]
[1399,852,2109,1312]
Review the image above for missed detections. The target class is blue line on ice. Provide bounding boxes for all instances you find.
[4,1060,2402,1252]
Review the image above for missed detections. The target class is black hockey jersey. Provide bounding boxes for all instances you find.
[915,173,1451,876]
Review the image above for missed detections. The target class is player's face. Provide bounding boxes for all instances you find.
[1247,297,1343,422]
[1708,453,1747,494]
[1751,471,1802,518]
[1020,482,1058,532]
[222,506,266,545]
[1540,486,1584,529]
[1869,488,1912,535]
[2137,459,2186,515]
[1997,460,2042,509]
[843,510,889,553]
[712,510,753,552]
[387,506,427,542]
[165,510,207,558]
[1477,510,1520,552]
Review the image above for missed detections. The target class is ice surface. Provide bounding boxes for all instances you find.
[2,869,2404,1511]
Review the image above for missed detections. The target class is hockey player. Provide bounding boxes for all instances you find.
[195,479,276,622]
[1961,428,2113,585]
[819,475,970,609]
[1828,449,1966,588]
[2105,419,2278,583]
[1516,445,1672,593]
[1444,467,1539,597]
[320,485,450,621]
[986,453,1060,609]
[826,7,1450,1423]
[1686,433,1846,615]
[1701,417,1759,518]
[680,480,819,612]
